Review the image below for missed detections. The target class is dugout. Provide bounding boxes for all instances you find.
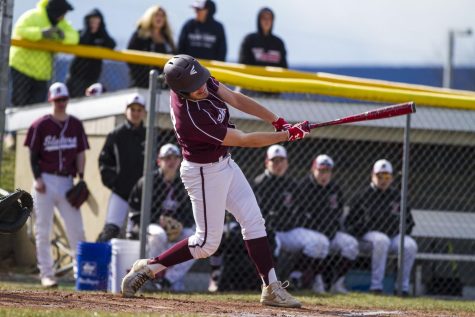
[4,89,475,297]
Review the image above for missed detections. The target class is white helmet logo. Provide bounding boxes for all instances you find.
[190,65,197,75]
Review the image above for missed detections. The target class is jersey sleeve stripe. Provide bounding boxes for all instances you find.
[186,101,223,143]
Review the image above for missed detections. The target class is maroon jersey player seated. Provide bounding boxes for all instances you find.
[121,54,310,308]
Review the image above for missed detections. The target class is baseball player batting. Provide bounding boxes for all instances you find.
[121,54,310,308]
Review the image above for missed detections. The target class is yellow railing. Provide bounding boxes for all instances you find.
[11,38,475,110]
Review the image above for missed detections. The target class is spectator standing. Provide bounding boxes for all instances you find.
[239,7,287,68]
[178,0,227,61]
[346,159,417,295]
[9,0,78,106]
[292,155,358,294]
[127,5,176,88]
[96,94,146,242]
[24,82,89,287]
[66,8,116,98]
[127,144,195,292]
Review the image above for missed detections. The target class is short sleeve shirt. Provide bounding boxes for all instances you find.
[169,77,234,163]
[24,114,90,176]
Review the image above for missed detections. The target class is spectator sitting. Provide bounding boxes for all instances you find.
[9,0,78,107]
[127,144,195,292]
[177,0,227,61]
[292,154,358,294]
[127,5,176,88]
[239,7,287,68]
[346,159,418,296]
[66,8,116,98]
[96,94,146,242]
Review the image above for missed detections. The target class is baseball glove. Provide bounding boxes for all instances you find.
[0,189,33,234]
[159,215,183,242]
[66,180,90,209]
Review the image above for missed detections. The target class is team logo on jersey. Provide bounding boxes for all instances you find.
[190,65,197,75]
[43,135,78,151]
[217,108,226,123]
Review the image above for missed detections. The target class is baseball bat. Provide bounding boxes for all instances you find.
[308,101,416,130]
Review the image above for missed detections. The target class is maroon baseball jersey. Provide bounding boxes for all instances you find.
[170,77,235,163]
[24,114,90,176]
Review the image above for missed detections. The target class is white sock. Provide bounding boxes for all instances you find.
[148,263,167,275]
[268,268,278,285]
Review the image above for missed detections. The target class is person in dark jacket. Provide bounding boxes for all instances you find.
[127,143,195,292]
[96,93,146,242]
[292,155,358,294]
[239,7,287,68]
[346,159,417,295]
[127,5,176,88]
[66,8,116,97]
[177,0,227,61]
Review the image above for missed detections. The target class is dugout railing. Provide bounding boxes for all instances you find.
[3,39,475,298]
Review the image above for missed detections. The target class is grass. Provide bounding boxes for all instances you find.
[0,279,474,317]
[0,147,15,192]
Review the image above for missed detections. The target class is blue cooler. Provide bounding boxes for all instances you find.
[76,242,112,291]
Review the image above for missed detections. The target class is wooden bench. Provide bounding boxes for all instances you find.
[410,209,475,296]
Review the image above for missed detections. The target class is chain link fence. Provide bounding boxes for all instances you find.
[6,50,475,298]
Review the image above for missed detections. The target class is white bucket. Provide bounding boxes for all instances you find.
[109,238,140,293]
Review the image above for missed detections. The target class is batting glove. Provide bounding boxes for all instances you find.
[287,121,310,141]
[272,117,292,132]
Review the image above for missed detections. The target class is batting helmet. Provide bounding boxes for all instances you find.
[164,55,210,95]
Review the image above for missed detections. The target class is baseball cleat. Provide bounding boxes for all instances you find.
[330,276,349,294]
[121,259,155,297]
[41,276,58,288]
[260,281,302,308]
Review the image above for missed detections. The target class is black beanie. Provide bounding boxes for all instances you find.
[46,0,74,19]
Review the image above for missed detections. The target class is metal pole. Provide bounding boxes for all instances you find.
[443,30,454,88]
[397,114,411,295]
[0,0,14,177]
[139,70,158,258]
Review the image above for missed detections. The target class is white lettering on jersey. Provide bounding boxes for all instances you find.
[43,135,77,152]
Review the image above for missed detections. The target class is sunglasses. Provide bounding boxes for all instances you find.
[376,173,392,180]
[54,97,69,103]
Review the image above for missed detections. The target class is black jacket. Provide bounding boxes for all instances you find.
[127,169,193,239]
[253,171,297,232]
[238,7,287,68]
[127,29,175,88]
[178,12,227,61]
[295,175,344,238]
[346,183,415,238]
[98,121,145,200]
[67,9,116,83]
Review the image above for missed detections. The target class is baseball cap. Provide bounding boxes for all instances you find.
[159,143,181,158]
[125,93,146,108]
[191,0,207,9]
[85,83,105,96]
[373,159,393,174]
[266,145,287,160]
[48,82,69,101]
[313,154,334,169]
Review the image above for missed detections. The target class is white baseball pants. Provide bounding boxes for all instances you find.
[33,173,85,279]
[105,192,129,228]
[360,231,418,292]
[180,155,267,259]
[147,224,196,290]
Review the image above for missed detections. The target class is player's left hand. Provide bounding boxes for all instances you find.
[272,117,292,132]
[287,121,310,141]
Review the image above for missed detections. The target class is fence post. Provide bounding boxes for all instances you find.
[139,70,159,258]
[397,113,411,295]
[0,0,14,177]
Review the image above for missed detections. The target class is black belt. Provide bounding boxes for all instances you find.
[49,171,71,177]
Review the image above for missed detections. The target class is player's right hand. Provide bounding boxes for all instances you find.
[34,178,46,193]
[287,121,310,141]
[272,117,292,132]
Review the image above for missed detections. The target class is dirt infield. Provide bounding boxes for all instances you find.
[0,289,472,317]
